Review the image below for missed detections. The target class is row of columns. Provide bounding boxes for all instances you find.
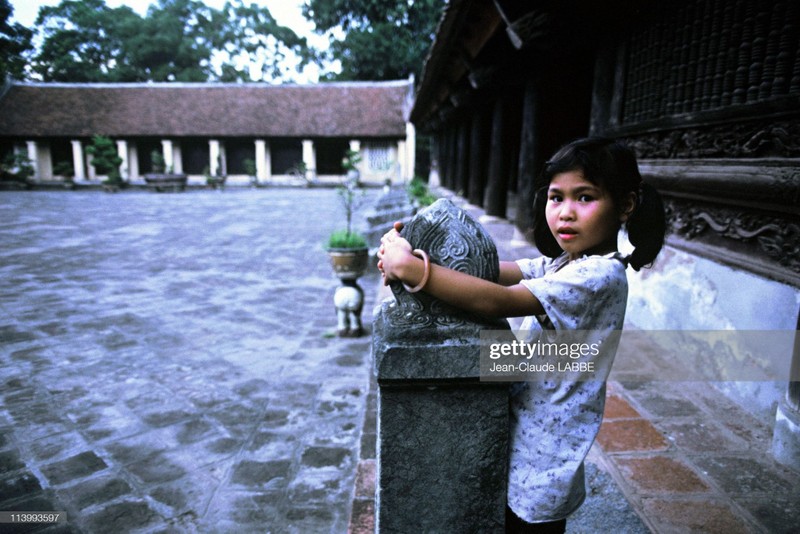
[434,74,589,235]
[435,84,529,229]
[19,130,417,184]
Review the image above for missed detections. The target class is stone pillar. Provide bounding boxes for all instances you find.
[128,144,139,180]
[172,143,183,174]
[397,140,406,182]
[772,308,800,469]
[209,140,221,176]
[161,139,174,173]
[373,199,510,533]
[302,139,315,181]
[405,121,416,180]
[71,140,86,181]
[255,139,269,182]
[26,141,39,179]
[116,140,129,181]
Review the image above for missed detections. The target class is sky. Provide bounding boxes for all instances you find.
[8,0,333,82]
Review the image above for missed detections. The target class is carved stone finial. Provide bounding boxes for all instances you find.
[384,198,501,330]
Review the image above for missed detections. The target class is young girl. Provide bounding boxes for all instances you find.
[377,137,665,533]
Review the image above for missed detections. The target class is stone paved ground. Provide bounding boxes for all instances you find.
[0,188,380,533]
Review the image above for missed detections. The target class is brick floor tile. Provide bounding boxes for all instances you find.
[614,456,710,493]
[596,419,669,453]
[354,460,376,497]
[641,498,752,533]
[348,498,375,534]
[604,394,641,419]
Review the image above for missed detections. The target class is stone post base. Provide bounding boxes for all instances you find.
[772,397,800,470]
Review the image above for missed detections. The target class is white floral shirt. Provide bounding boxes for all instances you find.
[508,252,628,523]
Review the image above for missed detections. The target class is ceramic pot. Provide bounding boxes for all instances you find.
[328,247,369,281]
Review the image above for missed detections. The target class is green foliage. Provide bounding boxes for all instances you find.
[0,0,33,79]
[52,160,74,178]
[327,229,367,249]
[0,152,34,182]
[243,158,256,177]
[341,149,361,172]
[86,135,122,184]
[337,178,366,235]
[407,176,436,207]
[303,0,443,81]
[328,178,367,249]
[30,0,308,82]
[150,150,165,173]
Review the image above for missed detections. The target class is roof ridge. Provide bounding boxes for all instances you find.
[11,79,412,90]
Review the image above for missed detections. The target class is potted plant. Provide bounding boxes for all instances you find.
[341,148,362,185]
[326,178,369,280]
[144,149,187,192]
[203,162,226,190]
[406,176,437,210]
[86,135,123,192]
[0,152,34,189]
[53,161,75,189]
[243,158,257,187]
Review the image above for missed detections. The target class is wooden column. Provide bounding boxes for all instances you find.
[468,106,491,207]
[485,95,511,218]
[444,127,457,190]
[515,77,541,235]
[455,118,471,197]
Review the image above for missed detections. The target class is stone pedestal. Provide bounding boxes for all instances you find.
[772,397,800,469]
[372,199,510,533]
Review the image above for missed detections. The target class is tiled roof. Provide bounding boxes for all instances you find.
[0,80,412,138]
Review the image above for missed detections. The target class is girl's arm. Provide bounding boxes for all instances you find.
[378,229,543,318]
[499,261,523,286]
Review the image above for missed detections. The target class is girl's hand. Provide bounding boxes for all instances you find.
[377,221,412,285]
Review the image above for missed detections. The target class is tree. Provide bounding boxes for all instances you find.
[302,0,443,81]
[0,0,33,80]
[33,0,143,82]
[85,135,122,185]
[31,0,308,82]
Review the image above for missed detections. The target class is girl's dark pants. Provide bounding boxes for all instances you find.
[505,506,567,534]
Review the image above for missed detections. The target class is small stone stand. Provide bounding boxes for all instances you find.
[372,199,511,533]
[144,173,188,192]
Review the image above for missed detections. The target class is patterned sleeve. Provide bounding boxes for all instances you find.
[518,257,628,331]
[515,256,548,280]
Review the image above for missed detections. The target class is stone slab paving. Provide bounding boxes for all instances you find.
[0,188,380,533]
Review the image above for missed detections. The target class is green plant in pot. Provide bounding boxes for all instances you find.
[144,148,187,192]
[327,178,368,281]
[341,148,362,185]
[86,135,123,191]
[0,152,34,188]
[53,160,75,189]
[203,161,226,190]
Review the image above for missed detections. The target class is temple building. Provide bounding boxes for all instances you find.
[0,78,415,186]
[411,0,799,468]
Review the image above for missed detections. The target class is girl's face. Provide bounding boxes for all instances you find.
[545,170,628,261]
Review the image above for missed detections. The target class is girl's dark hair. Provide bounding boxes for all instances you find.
[532,137,666,271]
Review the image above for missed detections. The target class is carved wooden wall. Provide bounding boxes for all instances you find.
[592,0,799,286]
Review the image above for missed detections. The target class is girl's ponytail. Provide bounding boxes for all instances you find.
[626,181,666,271]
